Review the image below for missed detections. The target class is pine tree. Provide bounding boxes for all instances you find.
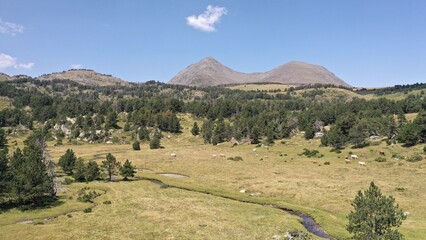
[58,149,77,175]
[120,159,136,181]
[250,126,260,144]
[102,153,121,181]
[132,141,141,150]
[0,151,8,202]
[73,158,86,182]
[0,128,7,150]
[396,122,419,146]
[84,160,100,182]
[191,122,200,136]
[9,147,54,205]
[304,125,315,140]
[105,111,118,130]
[347,182,406,240]
[149,134,161,149]
[214,119,226,143]
[138,127,150,141]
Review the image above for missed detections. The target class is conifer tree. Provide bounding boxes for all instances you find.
[120,159,136,181]
[347,182,406,240]
[102,153,121,181]
[191,122,200,136]
[58,149,77,175]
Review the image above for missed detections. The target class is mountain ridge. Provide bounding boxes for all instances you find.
[169,57,351,87]
[38,69,129,86]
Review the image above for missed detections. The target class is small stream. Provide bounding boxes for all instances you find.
[146,178,333,239]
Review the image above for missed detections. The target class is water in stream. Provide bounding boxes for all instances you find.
[147,178,333,239]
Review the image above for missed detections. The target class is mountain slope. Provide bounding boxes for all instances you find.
[169,57,351,87]
[38,69,128,86]
[262,61,350,87]
[0,73,11,81]
[169,57,263,87]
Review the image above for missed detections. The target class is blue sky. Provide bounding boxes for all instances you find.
[1,0,425,87]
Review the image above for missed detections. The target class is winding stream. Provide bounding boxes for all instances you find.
[146,178,334,239]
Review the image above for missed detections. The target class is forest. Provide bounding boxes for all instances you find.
[0,78,426,205]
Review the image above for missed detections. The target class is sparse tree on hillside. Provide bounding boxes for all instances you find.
[132,141,141,150]
[120,159,136,181]
[149,133,161,149]
[191,122,200,136]
[102,153,121,181]
[347,182,406,240]
[84,160,100,182]
[138,127,150,141]
[58,149,77,175]
[73,157,86,182]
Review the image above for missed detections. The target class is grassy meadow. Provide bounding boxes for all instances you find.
[2,114,426,240]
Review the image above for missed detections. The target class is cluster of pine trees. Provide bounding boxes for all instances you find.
[1,78,425,149]
[0,129,55,207]
[58,149,136,182]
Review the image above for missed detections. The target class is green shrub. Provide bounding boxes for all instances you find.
[103,200,112,204]
[407,154,423,162]
[375,157,387,162]
[395,187,406,192]
[423,146,426,153]
[33,219,44,225]
[83,208,92,213]
[300,148,324,158]
[132,141,140,150]
[324,161,331,165]
[67,214,73,218]
[63,177,74,185]
[77,188,100,203]
[227,156,243,161]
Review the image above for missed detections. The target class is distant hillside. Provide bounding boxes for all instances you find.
[38,69,128,86]
[169,57,351,87]
[0,73,10,81]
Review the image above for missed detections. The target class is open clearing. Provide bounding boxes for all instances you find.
[2,115,426,239]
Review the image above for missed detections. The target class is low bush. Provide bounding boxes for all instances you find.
[132,141,140,150]
[63,177,74,185]
[77,187,100,203]
[227,156,243,161]
[407,154,423,162]
[375,157,387,162]
[300,148,324,158]
[83,208,92,213]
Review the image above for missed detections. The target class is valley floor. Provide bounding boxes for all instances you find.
[1,126,425,240]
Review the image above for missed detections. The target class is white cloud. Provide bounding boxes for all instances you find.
[15,62,34,70]
[71,64,83,69]
[0,53,16,68]
[0,53,34,70]
[0,18,24,36]
[186,5,227,32]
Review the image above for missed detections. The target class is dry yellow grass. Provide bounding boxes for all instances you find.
[2,114,426,239]
[227,83,292,92]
